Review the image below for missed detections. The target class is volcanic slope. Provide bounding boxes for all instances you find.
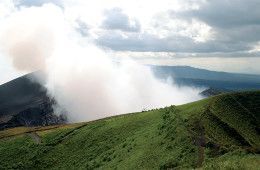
[0,91,259,169]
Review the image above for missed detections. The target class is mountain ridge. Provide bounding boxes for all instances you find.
[151,65,260,83]
[0,91,259,169]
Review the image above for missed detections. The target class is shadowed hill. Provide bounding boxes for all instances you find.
[0,72,65,129]
[0,72,48,123]
[199,87,232,97]
[206,92,260,149]
[0,91,259,169]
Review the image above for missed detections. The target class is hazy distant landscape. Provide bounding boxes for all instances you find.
[0,0,260,169]
[152,65,260,90]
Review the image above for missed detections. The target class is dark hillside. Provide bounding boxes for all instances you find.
[0,72,65,129]
[207,92,260,149]
[0,72,47,119]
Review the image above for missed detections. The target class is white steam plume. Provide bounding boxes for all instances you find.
[0,4,202,122]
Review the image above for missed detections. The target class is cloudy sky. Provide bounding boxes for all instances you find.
[1,0,260,84]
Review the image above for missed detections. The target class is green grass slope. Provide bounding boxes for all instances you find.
[0,91,259,169]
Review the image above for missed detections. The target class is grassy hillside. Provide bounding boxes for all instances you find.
[0,91,259,169]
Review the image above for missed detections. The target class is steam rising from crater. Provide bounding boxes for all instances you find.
[0,4,202,122]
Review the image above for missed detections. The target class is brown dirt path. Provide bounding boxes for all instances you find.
[27,132,41,144]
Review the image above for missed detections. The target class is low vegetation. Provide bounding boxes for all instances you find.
[0,91,259,169]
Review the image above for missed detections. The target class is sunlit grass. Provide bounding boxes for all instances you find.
[0,91,259,169]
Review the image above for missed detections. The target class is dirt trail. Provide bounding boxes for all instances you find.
[196,134,205,168]
[27,132,41,144]
[0,125,60,139]
[189,118,206,168]
[46,123,88,146]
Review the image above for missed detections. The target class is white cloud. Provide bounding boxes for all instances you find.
[0,2,202,122]
[0,0,16,19]
[1,0,260,86]
[0,4,67,72]
[102,8,140,32]
[11,0,260,56]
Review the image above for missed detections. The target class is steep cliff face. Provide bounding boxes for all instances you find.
[0,72,67,130]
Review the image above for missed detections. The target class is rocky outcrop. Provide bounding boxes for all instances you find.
[0,72,67,130]
[200,87,232,97]
[0,100,66,130]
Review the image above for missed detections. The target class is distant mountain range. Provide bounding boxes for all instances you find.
[0,65,260,130]
[151,65,260,90]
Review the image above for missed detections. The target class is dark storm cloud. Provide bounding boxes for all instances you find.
[102,8,141,32]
